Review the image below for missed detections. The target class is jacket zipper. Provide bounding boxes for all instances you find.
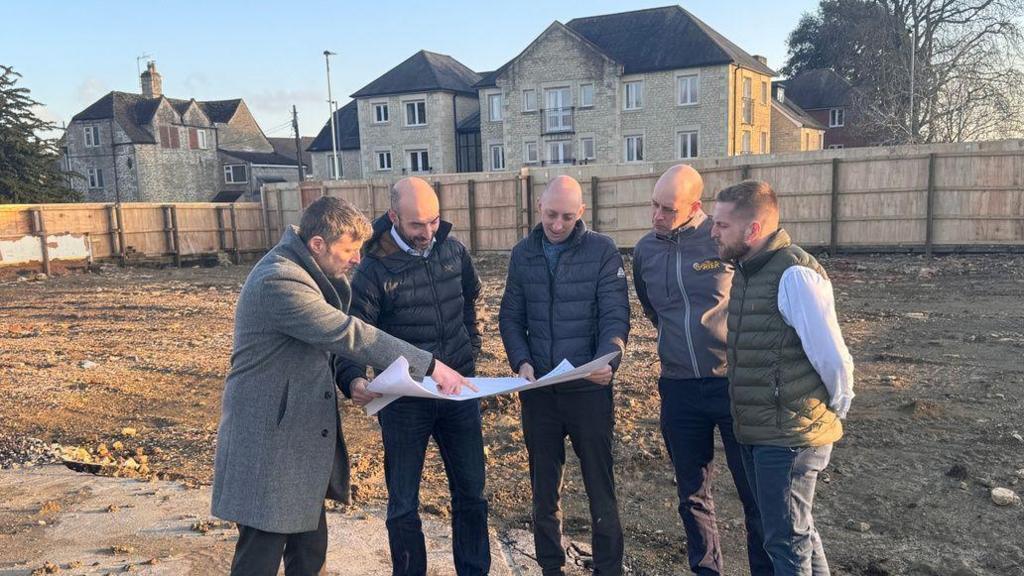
[674,244,701,376]
[423,259,445,353]
[774,371,783,429]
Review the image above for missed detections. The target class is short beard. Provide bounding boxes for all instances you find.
[718,240,751,262]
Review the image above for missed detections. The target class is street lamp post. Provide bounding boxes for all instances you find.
[323,50,340,180]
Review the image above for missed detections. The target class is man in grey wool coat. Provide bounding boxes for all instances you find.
[211,196,474,575]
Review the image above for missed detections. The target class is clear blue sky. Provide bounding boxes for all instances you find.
[3,0,819,138]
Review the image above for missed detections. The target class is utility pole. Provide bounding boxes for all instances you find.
[323,50,340,180]
[291,105,304,181]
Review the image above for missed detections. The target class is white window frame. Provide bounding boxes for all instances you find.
[829,108,845,127]
[376,150,393,171]
[624,80,644,110]
[86,167,104,188]
[524,141,539,164]
[408,149,430,173]
[776,86,786,103]
[676,73,699,106]
[677,130,699,159]
[487,92,502,122]
[84,126,100,148]
[544,87,572,132]
[489,143,505,170]
[624,134,644,162]
[579,83,594,108]
[404,100,427,127]
[523,89,537,112]
[547,141,572,165]
[373,102,390,124]
[197,129,209,150]
[579,136,595,161]
[224,164,248,184]
[741,131,751,155]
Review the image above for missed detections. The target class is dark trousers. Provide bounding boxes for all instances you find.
[741,444,833,576]
[520,386,624,576]
[230,507,328,576]
[378,396,490,576]
[658,377,772,576]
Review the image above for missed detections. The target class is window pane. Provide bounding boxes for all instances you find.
[581,84,593,107]
[489,94,502,121]
[406,103,415,125]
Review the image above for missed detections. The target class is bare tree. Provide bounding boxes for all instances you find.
[786,0,1024,144]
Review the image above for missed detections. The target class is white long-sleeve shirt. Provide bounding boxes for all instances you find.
[777,266,855,419]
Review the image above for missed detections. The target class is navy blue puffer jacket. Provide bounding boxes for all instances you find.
[499,221,629,393]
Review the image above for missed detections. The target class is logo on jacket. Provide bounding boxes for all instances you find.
[617,266,626,278]
[693,259,723,272]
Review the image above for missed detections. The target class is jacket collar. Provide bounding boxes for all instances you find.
[277,225,344,309]
[737,229,791,277]
[526,219,587,254]
[656,210,708,243]
[364,214,453,264]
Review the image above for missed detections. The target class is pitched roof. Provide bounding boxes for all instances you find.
[778,68,854,110]
[307,100,360,152]
[71,92,247,144]
[565,6,775,76]
[351,50,481,98]
[220,149,301,166]
[198,99,243,123]
[268,137,314,167]
[457,110,480,133]
[771,83,825,130]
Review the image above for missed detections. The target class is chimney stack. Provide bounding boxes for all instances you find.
[140,60,162,98]
[753,55,768,66]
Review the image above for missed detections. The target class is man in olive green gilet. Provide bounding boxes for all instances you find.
[710,180,854,576]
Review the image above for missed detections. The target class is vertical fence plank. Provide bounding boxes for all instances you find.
[515,174,524,238]
[525,175,534,230]
[830,158,841,254]
[925,152,937,258]
[170,206,182,267]
[260,190,271,250]
[230,204,241,264]
[115,204,128,264]
[467,179,478,254]
[107,205,121,262]
[31,209,51,275]
[276,189,285,239]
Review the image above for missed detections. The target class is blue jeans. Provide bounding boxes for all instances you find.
[378,397,490,576]
[740,444,833,576]
[658,377,772,575]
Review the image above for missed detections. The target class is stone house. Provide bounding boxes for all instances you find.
[770,84,826,153]
[349,50,481,176]
[473,5,776,171]
[307,100,363,180]
[65,62,303,203]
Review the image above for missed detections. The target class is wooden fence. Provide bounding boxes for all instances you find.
[265,139,1024,254]
[0,202,266,273]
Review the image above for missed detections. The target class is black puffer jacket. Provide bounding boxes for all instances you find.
[499,221,629,393]
[335,216,482,396]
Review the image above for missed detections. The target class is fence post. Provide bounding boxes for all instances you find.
[467,179,478,254]
[525,175,534,230]
[260,189,271,250]
[514,174,524,239]
[230,204,241,264]
[216,207,227,254]
[115,203,128,265]
[590,176,600,232]
[170,206,182,268]
[31,209,51,276]
[276,188,285,238]
[162,205,174,258]
[107,205,121,262]
[830,158,841,254]
[925,152,937,258]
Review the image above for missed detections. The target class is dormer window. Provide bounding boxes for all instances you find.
[776,86,785,103]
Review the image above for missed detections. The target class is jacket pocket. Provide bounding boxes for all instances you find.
[277,380,290,427]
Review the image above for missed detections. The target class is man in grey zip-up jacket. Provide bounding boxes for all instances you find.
[633,165,771,576]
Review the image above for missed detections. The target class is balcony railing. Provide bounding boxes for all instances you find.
[540,106,575,134]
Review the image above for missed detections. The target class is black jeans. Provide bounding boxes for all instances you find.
[520,386,623,576]
[659,377,772,576]
[230,507,327,576]
[378,396,490,576]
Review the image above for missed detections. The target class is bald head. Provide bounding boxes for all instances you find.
[538,175,586,244]
[389,177,441,251]
[651,164,704,234]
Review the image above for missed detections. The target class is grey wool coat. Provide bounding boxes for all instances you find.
[211,225,433,534]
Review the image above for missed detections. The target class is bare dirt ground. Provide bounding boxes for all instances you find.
[1,252,1022,575]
